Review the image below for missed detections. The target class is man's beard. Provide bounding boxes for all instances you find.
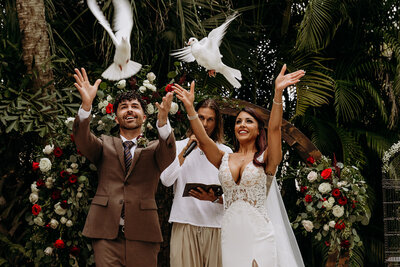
[120,124,141,130]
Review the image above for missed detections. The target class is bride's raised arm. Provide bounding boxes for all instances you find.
[265,64,305,175]
[174,82,225,169]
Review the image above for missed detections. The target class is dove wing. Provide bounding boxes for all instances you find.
[170,46,196,62]
[87,0,119,45]
[112,0,133,42]
[207,12,239,48]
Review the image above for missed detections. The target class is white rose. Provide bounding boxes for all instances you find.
[29,192,39,204]
[98,102,105,109]
[323,200,333,210]
[54,202,67,216]
[144,82,156,91]
[332,205,344,217]
[98,120,104,125]
[139,86,146,93]
[106,95,113,102]
[318,182,332,194]
[146,122,153,130]
[143,79,150,85]
[45,177,54,189]
[71,163,78,169]
[64,117,75,126]
[169,102,179,115]
[49,219,59,229]
[302,220,314,232]
[60,217,67,224]
[102,100,109,106]
[76,192,83,198]
[329,220,336,228]
[146,103,155,115]
[39,158,52,173]
[66,220,73,227]
[323,224,329,231]
[42,144,54,155]
[328,197,335,204]
[337,181,348,188]
[147,72,156,82]
[116,79,126,89]
[44,247,53,256]
[66,168,73,174]
[307,171,318,182]
[33,216,45,226]
[31,183,39,193]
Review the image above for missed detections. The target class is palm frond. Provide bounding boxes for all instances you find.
[334,79,364,123]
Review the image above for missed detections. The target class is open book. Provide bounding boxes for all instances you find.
[182,183,223,197]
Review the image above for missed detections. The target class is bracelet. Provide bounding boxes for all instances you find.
[273,99,283,105]
[212,197,219,203]
[187,113,198,120]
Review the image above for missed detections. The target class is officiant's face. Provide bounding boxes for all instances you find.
[234,111,259,142]
[115,99,146,131]
[198,107,216,137]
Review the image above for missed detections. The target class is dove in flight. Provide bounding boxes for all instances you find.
[87,0,141,81]
[170,13,242,88]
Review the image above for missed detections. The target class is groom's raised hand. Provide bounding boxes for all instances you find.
[155,91,174,127]
[73,68,101,111]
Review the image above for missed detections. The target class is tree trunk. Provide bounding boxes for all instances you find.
[16,0,54,92]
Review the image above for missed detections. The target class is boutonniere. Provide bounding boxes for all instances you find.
[137,135,149,148]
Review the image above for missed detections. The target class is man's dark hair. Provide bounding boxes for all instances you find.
[113,91,147,115]
[186,99,224,143]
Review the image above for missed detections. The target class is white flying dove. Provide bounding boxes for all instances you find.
[87,0,141,81]
[170,13,242,88]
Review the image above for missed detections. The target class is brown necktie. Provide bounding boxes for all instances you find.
[121,141,134,220]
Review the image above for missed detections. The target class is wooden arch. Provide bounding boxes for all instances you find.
[217,99,322,162]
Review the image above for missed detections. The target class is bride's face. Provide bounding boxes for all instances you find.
[234,111,259,143]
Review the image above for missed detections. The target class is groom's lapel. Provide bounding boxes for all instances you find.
[125,147,142,180]
[113,137,126,176]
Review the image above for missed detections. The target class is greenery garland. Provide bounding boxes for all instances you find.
[382,140,400,174]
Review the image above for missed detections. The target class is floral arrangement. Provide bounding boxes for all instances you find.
[382,140,400,174]
[291,155,371,254]
[25,66,188,266]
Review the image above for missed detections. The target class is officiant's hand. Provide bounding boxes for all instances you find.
[73,68,101,111]
[189,187,218,202]
[178,135,198,165]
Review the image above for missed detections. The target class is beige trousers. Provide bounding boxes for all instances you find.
[170,222,222,267]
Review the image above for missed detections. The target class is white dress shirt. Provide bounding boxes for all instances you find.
[161,138,232,228]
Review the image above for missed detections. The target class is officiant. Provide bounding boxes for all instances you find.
[160,98,232,267]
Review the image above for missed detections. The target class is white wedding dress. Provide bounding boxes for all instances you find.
[219,153,304,267]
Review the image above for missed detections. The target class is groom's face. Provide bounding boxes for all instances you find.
[115,99,146,131]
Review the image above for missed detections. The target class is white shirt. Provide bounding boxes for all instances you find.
[160,138,232,228]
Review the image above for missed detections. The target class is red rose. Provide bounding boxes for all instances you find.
[335,220,346,230]
[70,246,80,257]
[307,156,315,164]
[32,161,40,171]
[51,189,61,200]
[165,84,174,92]
[61,200,68,209]
[53,147,63,157]
[352,200,357,209]
[36,179,45,187]
[141,96,150,104]
[60,170,67,178]
[305,194,313,203]
[54,239,65,249]
[325,241,330,247]
[300,186,308,194]
[338,196,348,206]
[70,134,75,143]
[340,239,350,249]
[69,174,77,184]
[106,103,114,114]
[332,188,341,198]
[32,204,41,216]
[321,168,332,179]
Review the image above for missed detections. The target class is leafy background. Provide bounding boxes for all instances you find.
[1,0,400,266]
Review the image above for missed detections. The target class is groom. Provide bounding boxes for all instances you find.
[72,68,176,267]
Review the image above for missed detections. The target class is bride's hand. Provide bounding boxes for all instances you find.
[274,64,305,93]
[173,81,195,111]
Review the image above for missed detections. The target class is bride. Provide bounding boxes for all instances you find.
[174,64,305,267]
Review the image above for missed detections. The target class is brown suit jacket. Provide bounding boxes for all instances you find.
[73,115,175,242]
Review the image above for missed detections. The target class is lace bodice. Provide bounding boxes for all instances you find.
[219,153,274,219]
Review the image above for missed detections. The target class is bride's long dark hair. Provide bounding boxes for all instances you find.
[234,107,267,168]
